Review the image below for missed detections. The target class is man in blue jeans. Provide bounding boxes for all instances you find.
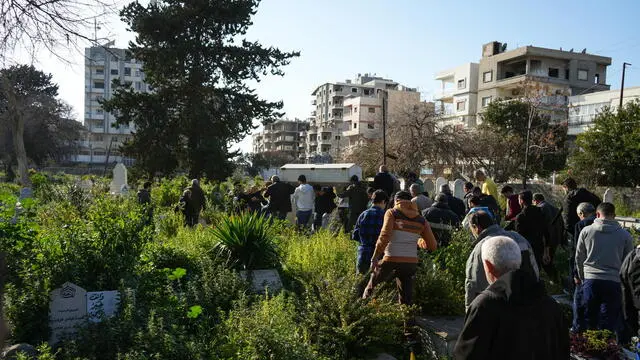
[352,190,388,274]
[576,202,633,335]
[571,202,596,332]
[293,175,315,230]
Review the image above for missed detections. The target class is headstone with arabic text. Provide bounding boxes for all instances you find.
[240,269,283,294]
[87,291,121,323]
[49,282,87,345]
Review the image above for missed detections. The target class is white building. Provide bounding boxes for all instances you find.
[74,46,150,165]
[568,86,640,135]
[434,63,480,127]
[307,74,419,162]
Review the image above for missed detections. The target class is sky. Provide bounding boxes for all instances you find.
[18,0,640,154]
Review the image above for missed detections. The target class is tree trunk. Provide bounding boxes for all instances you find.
[2,77,31,187]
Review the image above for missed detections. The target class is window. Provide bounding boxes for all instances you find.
[93,134,103,141]
[457,78,466,89]
[548,68,559,78]
[354,107,358,113]
[578,69,588,81]
[353,123,357,129]
[594,73,600,84]
[351,87,358,93]
[368,107,375,113]
[93,151,106,156]
[112,136,119,143]
[94,95,104,101]
[135,82,142,90]
[96,109,104,115]
[135,70,141,77]
[93,81,104,89]
[363,89,372,95]
[483,71,493,83]
[334,136,341,140]
[124,67,131,76]
[95,67,104,75]
[456,100,466,111]
[110,69,119,75]
[367,123,374,129]
[482,96,492,107]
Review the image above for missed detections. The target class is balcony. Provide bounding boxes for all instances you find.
[311,99,317,105]
[311,110,317,116]
[434,88,456,101]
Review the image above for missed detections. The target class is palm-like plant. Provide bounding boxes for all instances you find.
[210,212,280,270]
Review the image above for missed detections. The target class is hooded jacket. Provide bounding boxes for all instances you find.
[576,218,633,282]
[465,224,540,309]
[563,188,601,236]
[373,171,395,197]
[454,270,569,360]
[293,183,315,212]
[374,199,437,263]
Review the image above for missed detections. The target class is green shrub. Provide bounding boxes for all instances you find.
[210,212,280,270]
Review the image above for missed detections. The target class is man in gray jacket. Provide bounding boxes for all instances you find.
[464,210,539,310]
[576,202,633,334]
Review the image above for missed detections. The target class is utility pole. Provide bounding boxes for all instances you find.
[620,62,631,108]
[381,89,388,165]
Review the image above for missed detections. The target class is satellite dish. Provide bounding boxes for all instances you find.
[581,48,587,54]
[501,43,507,52]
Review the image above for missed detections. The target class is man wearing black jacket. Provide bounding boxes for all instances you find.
[515,190,549,273]
[373,165,394,197]
[454,236,569,359]
[422,193,460,246]
[621,246,640,339]
[562,177,601,242]
[264,175,295,220]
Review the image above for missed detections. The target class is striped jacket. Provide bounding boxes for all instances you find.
[374,200,437,263]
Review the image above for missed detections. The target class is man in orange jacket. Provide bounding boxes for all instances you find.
[362,191,437,305]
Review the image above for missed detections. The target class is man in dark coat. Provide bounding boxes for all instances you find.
[472,186,501,224]
[338,175,369,232]
[313,185,337,231]
[373,165,395,197]
[187,179,206,223]
[515,190,549,273]
[463,182,474,213]
[422,193,460,247]
[264,175,295,220]
[562,177,601,243]
[621,245,640,339]
[440,184,465,220]
[454,236,569,360]
[533,193,561,283]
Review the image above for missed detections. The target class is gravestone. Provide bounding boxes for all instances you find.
[49,282,87,345]
[87,291,121,323]
[19,187,33,200]
[78,179,93,191]
[423,179,435,195]
[452,179,465,200]
[240,269,283,294]
[435,177,447,194]
[109,163,128,195]
[603,188,614,204]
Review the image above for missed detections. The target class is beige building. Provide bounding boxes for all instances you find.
[476,42,611,120]
[307,74,420,162]
[252,118,309,160]
[435,42,612,127]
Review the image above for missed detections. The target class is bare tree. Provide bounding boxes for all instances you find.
[0,0,117,62]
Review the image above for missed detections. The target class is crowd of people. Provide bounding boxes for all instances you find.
[139,169,639,358]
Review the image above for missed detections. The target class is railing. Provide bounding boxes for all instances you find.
[616,216,640,230]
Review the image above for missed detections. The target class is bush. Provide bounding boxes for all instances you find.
[210,212,280,270]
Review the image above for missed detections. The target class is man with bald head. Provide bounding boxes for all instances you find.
[373,165,394,197]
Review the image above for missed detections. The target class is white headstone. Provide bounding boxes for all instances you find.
[49,282,87,344]
[110,163,128,194]
[603,188,614,204]
[423,179,435,195]
[19,187,33,200]
[240,269,283,294]
[87,291,121,323]
[452,179,465,199]
[435,177,447,194]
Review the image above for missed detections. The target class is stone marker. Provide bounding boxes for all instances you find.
[109,163,128,195]
[452,179,465,200]
[240,269,283,294]
[19,187,33,200]
[603,188,614,204]
[49,282,87,345]
[435,177,447,194]
[87,291,121,323]
[423,179,435,195]
[78,179,93,191]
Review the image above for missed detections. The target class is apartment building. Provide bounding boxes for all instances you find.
[252,118,309,160]
[307,74,419,162]
[74,45,149,165]
[434,63,480,127]
[435,42,612,127]
[568,87,640,135]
